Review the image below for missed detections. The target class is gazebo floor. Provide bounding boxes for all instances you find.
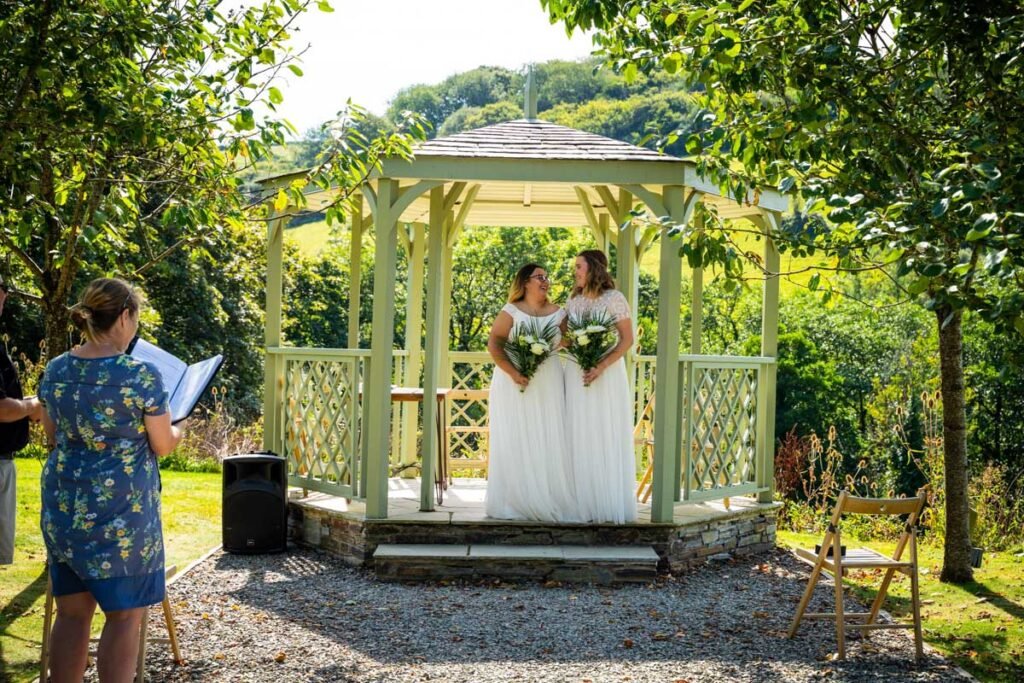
[288,478,779,577]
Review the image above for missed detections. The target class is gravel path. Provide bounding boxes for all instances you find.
[114,546,970,682]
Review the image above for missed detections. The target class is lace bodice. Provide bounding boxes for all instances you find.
[501,303,566,346]
[566,289,631,323]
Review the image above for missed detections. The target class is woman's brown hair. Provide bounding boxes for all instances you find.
[69,278,141,342]
[507,263,545,303]
[572,249,615,298]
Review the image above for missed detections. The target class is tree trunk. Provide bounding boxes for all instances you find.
[42,296,72,362]
[935,305,973,583]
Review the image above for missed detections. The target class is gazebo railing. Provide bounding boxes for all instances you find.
[678,355,776,502]
[268,347,774,506]
[268,347,371,498]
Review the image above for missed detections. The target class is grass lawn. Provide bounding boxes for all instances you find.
[0,457,221,683]
[286,219,348,259]
[778,530,1024,683]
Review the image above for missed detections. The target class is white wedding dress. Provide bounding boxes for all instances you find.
[485,304,579,522]
[564,289,638,523]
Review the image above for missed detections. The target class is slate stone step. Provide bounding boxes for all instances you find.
[373,544,660,585]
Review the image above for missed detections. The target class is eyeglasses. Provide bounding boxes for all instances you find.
[529,274,550,283]
[121,292,133,311]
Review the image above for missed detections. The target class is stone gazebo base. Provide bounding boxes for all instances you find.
[288,479,778,582]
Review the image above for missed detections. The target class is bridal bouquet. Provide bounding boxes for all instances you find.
[564,311,618,383]
[503,318,559,392]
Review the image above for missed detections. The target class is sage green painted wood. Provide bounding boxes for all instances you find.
[690,212,704,355]
[439,210,456,380]
[758,210,782,503]
[650,186,689,523]
[365,178,400,519]
[349,198,364,349]
[524,66,538,119]
[401,222,426,476]
[419,187,447,511]
[263,214,286,454]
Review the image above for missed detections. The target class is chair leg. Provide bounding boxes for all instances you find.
[833,560,846,659]
[136,606,149,682]
[788,563,823,637]
[39,576,54,682]
[866,567,897,628]
[161,596,183,665]
[910,566,924,661]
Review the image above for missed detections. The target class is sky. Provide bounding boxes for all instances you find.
[271,0,595,134]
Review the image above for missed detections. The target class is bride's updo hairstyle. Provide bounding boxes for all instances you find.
[69,277,141,342]
[573,249,615,298]
[507,263,545,303]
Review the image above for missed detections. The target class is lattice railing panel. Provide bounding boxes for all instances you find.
[282,353,365,497]
[447,352,493,472]
[684,363,760,496]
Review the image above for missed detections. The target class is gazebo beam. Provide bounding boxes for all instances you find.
[262,212,288,455]
[651,187,700,523]
[400,222,427,476]
[448,183,481,244]
[755,209,783,504]
[348,196,365,349]
[420,187,460,511]
[364,178,401,519]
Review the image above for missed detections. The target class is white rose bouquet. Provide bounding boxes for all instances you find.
[564,310,617,384]
[502,318,559,392]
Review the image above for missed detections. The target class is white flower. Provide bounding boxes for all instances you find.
[586,324,606,333]
[101,561,111,570]
[530,343,546,356]
[104,478,115,487]
[577,335,590,346]
[523,334,537,344]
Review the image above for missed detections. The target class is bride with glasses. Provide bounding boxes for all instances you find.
[484,263,578,522]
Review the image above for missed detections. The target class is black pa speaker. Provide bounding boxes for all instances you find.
[223,452,287,553]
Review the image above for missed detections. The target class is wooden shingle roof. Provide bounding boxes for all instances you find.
[414,119,683,163]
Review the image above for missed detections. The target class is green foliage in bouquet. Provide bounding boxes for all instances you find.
[503,318,560,391]
[565,310,618,373]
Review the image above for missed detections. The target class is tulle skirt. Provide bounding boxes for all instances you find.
[564,358,638,523]
[485,356,579,522]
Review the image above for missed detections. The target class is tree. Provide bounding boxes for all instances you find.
[0,1,423,369]
[0,0,321,357]
[543,0,1024,582]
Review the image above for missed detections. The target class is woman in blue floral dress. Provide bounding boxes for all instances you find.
[39,278,183,682]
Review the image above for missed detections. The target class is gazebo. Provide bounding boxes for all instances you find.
[257,78,789,574]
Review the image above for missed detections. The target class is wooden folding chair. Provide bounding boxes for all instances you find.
[788,489,927,661]
[40,564,184,681]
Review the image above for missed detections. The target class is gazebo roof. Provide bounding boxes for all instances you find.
[412,119,683,163]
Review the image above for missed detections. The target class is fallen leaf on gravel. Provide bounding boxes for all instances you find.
[651,632,670,641]
[752,611,770,619]
[673,679,691,683]
[451,635,463,642]
[623,638,634,648]
[213,652,225,660]
[543,580,561,588]
[274,651,287,663]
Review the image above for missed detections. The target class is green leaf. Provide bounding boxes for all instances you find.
[268,86,283,105]
[931,198,949,218]
[738,0,756,10]
[317,1,335,12]
[808,273,821,290]
[623,62,638,82]
[288,64,304,77]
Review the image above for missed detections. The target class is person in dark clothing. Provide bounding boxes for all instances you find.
[0,275,43,565]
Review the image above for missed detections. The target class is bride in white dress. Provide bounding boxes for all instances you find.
[564,250,638,523]
[485,263,578,522]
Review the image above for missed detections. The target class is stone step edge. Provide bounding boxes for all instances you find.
[373,543,660,563]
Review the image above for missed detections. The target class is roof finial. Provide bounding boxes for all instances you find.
[524,65,538,120]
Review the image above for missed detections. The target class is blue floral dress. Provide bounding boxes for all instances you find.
[39,353,168,611]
